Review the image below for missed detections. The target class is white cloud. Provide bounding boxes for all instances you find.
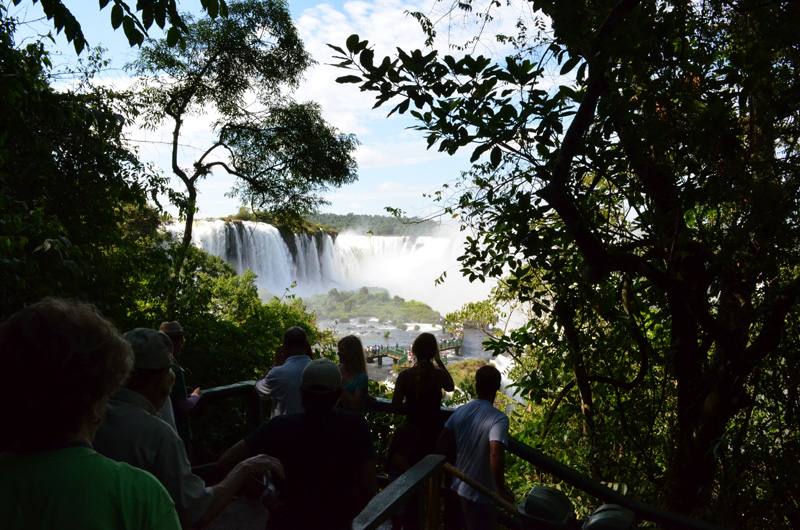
[378,182,406,191]
[293,0,433,136]
[31,0,543,219]
[356,140,441,169]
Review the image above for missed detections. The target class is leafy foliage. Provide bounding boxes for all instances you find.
[333,0,800,523]
[0,9,163,315]
[0,8,322,465]
[11,0,228,53]
[129,0,359,284]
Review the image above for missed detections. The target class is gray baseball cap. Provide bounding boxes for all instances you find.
[123,328,174,370]
[301,359,343,394]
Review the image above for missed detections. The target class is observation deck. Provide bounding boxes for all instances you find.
[193,382,721,530]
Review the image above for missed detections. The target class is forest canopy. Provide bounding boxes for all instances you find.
[228,207,440,237]
[334,0,800,525]
[0,3,319,395]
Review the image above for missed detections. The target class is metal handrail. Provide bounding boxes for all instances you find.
[506,439,721,530]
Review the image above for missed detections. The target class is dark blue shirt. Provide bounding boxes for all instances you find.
[245,409,374,530]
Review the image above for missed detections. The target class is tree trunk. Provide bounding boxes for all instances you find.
[555,300,596,437]
[166,186,197,316]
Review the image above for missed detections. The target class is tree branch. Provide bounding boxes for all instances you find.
[745,277,800,371]
[536,0,641,282]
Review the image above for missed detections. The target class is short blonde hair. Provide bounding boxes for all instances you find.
[0,298,133,451]
[338,335,367,374]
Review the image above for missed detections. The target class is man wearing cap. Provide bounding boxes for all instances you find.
[218,359,376,530]
[255,326,312,418]
[94,328,284,529]
[158,321,202,456]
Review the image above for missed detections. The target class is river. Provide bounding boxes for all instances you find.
[317,319,495,383]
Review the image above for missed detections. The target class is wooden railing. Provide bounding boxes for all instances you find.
[365,338,464,365]
[196,382,722,530]
[201,381,261,431]
[353,454,446,530]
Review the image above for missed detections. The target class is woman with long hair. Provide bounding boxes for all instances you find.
[337,334,369,413]
[391,332,455,461]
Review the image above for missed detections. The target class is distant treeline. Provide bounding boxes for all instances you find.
[306,213,437,236]
[225,207,438,236]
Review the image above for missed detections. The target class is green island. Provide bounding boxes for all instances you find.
[304,287,441,329]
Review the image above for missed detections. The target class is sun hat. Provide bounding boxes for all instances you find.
[301,359,343,394]
[123,328,174,370]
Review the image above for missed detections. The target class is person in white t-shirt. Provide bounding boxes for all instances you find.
[255,327,312,418]
[436,365,513,530]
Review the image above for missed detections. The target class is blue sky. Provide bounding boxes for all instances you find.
[8,0,520,219]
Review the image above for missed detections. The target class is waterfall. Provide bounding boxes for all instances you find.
[169,219,494,314]
[491,354,522,403]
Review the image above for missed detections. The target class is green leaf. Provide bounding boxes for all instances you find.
[154,4,167,27]
[360,49,374,69]
[141,7,154,30]
[335,75,362,84]
[110,4,124,30]
[559,55,580,76]
[166,26,181,47]
[490,146,501,167]
[469,142,491,162]
[389,99,410,116]
[576,62,587,83]
[122,17,143,46]
[346,34,361,52]
[207,0,219,18]
[327,44,346,55]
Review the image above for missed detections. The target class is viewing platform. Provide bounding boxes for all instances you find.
[195,381,723,530]
[365,338,463,365]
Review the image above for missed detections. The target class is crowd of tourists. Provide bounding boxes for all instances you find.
[0,298,512,530]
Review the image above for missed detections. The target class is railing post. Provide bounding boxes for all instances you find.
[415,491,426,530]
[426,468,441,529]
[245,386,261,431]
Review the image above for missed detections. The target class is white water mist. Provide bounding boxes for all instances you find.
[168,219,494,314]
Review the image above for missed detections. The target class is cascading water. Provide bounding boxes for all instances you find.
[168,219,494,314]
[491,353,523,410]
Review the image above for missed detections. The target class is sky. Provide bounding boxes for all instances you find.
[7,0,533,220]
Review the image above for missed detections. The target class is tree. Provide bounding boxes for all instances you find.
[333,0,800,523]
[130,0,358,292]
[11,0,228,53]
[0,6,166,316]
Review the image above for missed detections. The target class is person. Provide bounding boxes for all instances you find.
[337,334,369,413]
[94,328,283,529]
[392,332,455,462]
[158,321,201,455]
[436,365,513,530]
[255,326,312,418]
[218,359,376,530]
[0,298,182,530]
